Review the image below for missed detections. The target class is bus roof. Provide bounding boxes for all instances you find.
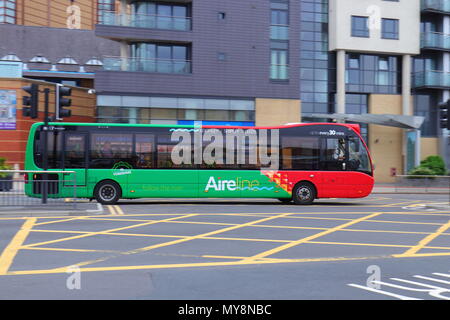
[32,122,361,134]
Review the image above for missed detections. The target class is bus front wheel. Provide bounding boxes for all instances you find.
[292,182,316,205]
[94,180,121,205]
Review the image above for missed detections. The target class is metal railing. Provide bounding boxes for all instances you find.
[0,170,79,210]
[270,25,289,40]
[103,56,192,74]
[393,175,450,194]
[412,71,450,88]
[421,32,450,50]
[100,11,191,31]
[422,0,450,13]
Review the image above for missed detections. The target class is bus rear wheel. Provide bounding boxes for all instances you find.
[94,180,121,205]
[292,182,316,205]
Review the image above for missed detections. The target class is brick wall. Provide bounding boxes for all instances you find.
[0,78,95,169]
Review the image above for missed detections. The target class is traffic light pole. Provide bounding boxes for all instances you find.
[23,84,72,204]
[42,88,50,204]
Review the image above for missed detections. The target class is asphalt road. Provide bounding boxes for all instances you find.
[0,193,449,300]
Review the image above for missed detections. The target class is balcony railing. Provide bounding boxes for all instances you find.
[100,11,191,31]
[270,25,289,40]
[413,71,450,88]
[421,32,450,50]
[103,56,192,74]
[421,0,450,13]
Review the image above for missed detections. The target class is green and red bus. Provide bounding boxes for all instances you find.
[24,122,374,205]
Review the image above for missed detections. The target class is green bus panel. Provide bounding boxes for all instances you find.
[126,169,198,198]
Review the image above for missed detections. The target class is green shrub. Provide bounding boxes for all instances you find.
[419,155,447,175]
[407,155,448,178]
[408,166,436,177]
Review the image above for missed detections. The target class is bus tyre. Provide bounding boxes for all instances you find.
[94,180,121,205]
[292,182,315,205]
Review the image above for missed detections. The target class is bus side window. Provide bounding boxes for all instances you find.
[321,138,346,171]
[65,134,86,169]
[135,134,154,169]
[281,136,320,170]
[90,133,133,168]
[34,131,63,169]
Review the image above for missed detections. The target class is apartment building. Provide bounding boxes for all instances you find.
[0,0,119,87]
[94,0,301,126]
[299,0,450,182]
[0,0,119,169]
[1,0,447,182]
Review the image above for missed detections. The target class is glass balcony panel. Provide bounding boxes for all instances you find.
[270,25,289,40]
[421,32,450,50]
[413,71,450,88]
[99,11,191,31]
[421,0,450,13]
[103,57,191,74]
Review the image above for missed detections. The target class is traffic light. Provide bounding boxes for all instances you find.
[439,99,450,130]
[56,84,72,119]
[22,84,39,119]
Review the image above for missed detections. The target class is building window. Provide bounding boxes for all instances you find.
[414,94,438,137]
[345,53,400,94]
[0,0,16,24]
[382,18,399,39]
[97,0,115,24]
[96,97,255,124]
[376,57,389,85]
[127,43,191,74]
[271,48,289,80]
[271,1,289,40]
[270,0,289,81]
[132,1,191,31]
[351,16,369,38]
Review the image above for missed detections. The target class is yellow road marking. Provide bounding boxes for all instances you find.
[395,252,450,258]
[2,205,450,276]
[0,209,449,222]
[201,255,284,262]
[242,212,383,262]
[0,218,36,275]
[108,205,117,215]
[394,219,450,257]
[382,200,428,207]
[114,205,125,215]
[5,255,382,276]
[22,214,197,248]
[22,247,119,253]
[62,212,301,269]
[34,217,86,226]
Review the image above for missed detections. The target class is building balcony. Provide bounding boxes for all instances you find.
[100,11,191,31]
[270,25,289,40]
[421,0,450,14]
[413,71,450,89]
[103,56,191,74]
[421,32,450,51]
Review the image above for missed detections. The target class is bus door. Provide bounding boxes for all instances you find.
[320,137,349,197]
[63,132,87,187]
